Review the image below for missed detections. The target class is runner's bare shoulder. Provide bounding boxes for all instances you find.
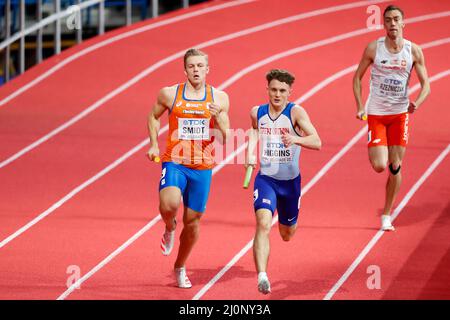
[364,40,377,61]
[158,85,178,108]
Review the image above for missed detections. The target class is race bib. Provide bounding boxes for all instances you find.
[376,77,407,98]
[178,118,210,140]
[260,136,293,164]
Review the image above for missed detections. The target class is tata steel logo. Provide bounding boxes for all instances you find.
[183,119,207,126]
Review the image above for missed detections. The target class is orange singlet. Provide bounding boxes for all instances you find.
[161,83,215,169]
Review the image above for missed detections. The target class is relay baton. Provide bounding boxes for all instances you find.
[243,166,254,189]
[151,155,160,163]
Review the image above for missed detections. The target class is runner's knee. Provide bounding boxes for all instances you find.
[160,199,180,215]
[279,225,296,241]
[183,218,200,239]
[281,233,292,242]
[389,162,402,175]
[371,161,386,173]
[280,229,295,242]
[256,219,272,234]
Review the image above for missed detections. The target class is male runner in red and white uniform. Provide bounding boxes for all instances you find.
[353,5,430,231]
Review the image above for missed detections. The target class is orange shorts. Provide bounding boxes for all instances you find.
[367,113,409,147]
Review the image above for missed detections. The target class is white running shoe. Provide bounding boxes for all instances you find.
[381,215,395,231]
[160,229,175,256]
[257,272,271,294]
[175,267,192,288]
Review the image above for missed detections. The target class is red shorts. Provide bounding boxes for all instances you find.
[367,113,409,147]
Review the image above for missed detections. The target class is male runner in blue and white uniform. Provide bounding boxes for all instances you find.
[245,69,321,294]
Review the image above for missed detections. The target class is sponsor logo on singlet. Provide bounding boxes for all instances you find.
[185,103,203,108]
[378,78,406,97]
[259,127,290,135]
[380,59,407,71]
[182,109,205,115]
[261,133,293,164]
[263,142,292,158]
[178,118,210,140]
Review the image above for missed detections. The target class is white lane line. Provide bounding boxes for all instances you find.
[296,65,358,104]
[324,144,450,300]
[323,70,450,300]
[2,11,448,290]
[0,1,384,249]
[0,0,256,107]
[2,25,447,257]
[192,68,450,300]
[56,142,248,300]
[192,127,367,300]
[57,214,162,300]
[0,128,166,250]
[57,42,450,301]
[218,11,450,89]
[295,37,450,105]
[56,69,368,300]
[0,0,389,169]
[410,70,450,92]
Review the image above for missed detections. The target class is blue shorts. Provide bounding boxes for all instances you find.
[253,173,301,226]
[159,162,212,213]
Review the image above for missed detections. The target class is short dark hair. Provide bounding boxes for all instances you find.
[266,69,295,86]
[183,48,208,68]
[383,5,404,18]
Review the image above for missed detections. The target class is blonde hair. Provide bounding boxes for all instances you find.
[184,48,208,68]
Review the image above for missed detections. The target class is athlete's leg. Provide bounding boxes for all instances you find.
[159,162,187,255]
[252,174,276,294]
[382,113,409,230]
[159,163,187,231]
[159,187,182,232]
[174,207,203,269]
[253,209,273,273]
[173,207,202,288]
[172,166,212,287]
[278,223,297,242]
[277,175,301,241]
[368,146,389,173]
[254,208,272,294]
[383,145,406,216]
[367,115,388,172]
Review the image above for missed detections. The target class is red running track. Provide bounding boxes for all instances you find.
[0,0,448,300]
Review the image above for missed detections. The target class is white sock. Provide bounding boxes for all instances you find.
[258,272,268,281]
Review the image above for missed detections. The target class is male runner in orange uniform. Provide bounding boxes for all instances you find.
[147,48,230,288]
[353,5,430,231]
